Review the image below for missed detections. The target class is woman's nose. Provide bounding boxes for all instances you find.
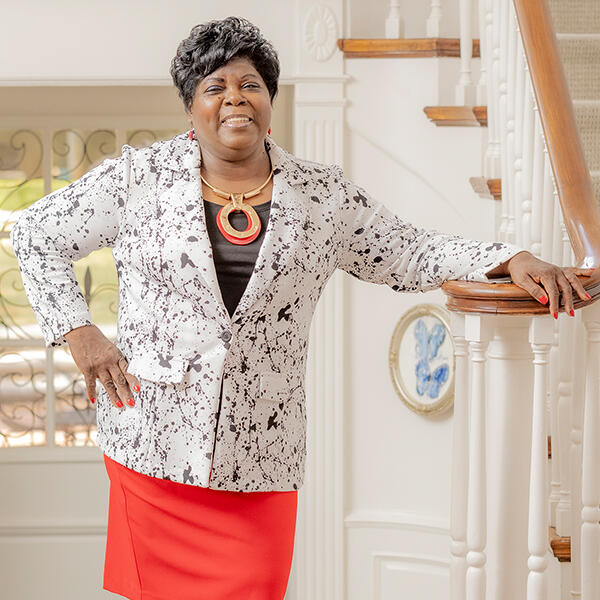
[224,89,247,105]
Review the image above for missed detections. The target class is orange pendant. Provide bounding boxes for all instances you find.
[216,193,262,245]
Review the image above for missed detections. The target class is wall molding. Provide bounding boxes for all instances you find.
[0,522,106,537]
[345,509,450,534]
[373,552,450,599]
[0,74,351,87]
[0,446,103,464]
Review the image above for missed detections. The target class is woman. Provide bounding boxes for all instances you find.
[10,15,593,600]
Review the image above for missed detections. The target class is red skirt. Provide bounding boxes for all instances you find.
[102,454,298,600]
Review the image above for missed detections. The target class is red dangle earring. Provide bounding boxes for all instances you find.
[189,129,194,140]
[268,127,271,135]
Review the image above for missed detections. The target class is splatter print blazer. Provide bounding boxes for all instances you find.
[10,131,526,492]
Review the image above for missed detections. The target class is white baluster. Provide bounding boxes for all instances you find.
[498,0,510,242]
[520,75,534,250]
[456,0,476,105]
[477,0,491,105]
[527,317,553,600]
[530,115,544,259]
[548,316,561,528]
[541,155,555,263]
[570,310,585,599]
[555,289,574,536]
[512,42,525,246]
[426,0,443,38]
[486,0,502,179]
[581,304,600,600]
[504,6,518,244]
[465,315,492,600]
[450,313,468,600]
[385,0,404,38]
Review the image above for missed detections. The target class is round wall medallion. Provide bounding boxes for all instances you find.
[303,4,338,62]
[388,303,455,416]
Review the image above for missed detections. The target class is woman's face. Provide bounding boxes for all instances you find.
[187,55,272,157]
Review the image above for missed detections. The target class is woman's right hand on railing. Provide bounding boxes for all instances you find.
[63,324,141,409]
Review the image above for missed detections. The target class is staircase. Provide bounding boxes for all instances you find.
[340,1,600,597]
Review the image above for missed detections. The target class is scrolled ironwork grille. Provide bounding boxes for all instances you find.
[0,127,181,448]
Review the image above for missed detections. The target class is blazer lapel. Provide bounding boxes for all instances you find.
[161,133,312,324]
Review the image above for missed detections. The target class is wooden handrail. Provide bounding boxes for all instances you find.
[513,0,600,270]
[443,0,600,313]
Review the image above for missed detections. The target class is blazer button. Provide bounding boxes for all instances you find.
[222,330,232,342]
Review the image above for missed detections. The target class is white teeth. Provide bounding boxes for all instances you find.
[223,117,251,123]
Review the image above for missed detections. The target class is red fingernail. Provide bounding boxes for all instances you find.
[585,293,591,300]
[133,384,140,392]
[90,397,95,404]
[116,400,123,408]
[554,311,558,319]
[127,398,135,406]
[570,309,575,317]
[540,295,548,305]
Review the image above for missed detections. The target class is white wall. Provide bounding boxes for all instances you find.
[342,54,495,598]
[0,0,296,84]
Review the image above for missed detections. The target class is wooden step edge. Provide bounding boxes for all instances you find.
[423,106,488,127]
[469,177,502,201]
[549,526,571,562]
[337,38,480,59]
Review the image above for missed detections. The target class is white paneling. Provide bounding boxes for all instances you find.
[0,537,113,599]
[373,553,449,600]
[346,514,450,600]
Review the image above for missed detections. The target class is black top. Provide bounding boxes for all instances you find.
[202,199,272,317]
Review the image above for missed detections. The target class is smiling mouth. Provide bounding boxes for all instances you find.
[221,117,253,127]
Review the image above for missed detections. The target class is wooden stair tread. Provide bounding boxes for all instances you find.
[469,177,502,200]
[337,38,480,58]
[549,526,571,562]
[424,106,488,126]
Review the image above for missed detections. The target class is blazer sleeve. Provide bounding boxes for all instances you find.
[9,144,133,348]
[335,165,528,292]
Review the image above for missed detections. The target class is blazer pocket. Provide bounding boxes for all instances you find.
[126,351,189,384]
[258,372,295,403]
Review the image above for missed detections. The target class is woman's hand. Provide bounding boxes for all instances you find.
[63,324,141,409]
[501,250,595,318]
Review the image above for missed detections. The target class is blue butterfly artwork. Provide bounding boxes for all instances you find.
[414,318,449,399]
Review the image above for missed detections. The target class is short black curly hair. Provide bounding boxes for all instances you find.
[170,16,280,114]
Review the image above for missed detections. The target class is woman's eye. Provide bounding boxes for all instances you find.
[206,83,258,92]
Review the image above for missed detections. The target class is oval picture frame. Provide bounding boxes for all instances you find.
[388,303,455,416]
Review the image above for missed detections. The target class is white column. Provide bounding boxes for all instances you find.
[456,0,476,105]
[291,2,346,599]
[426,0,443,38]
[527,317,553,600]
[581,302,600,600]
[450,312,468,600]
[465,314,493,600]
[485,315,534,599]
